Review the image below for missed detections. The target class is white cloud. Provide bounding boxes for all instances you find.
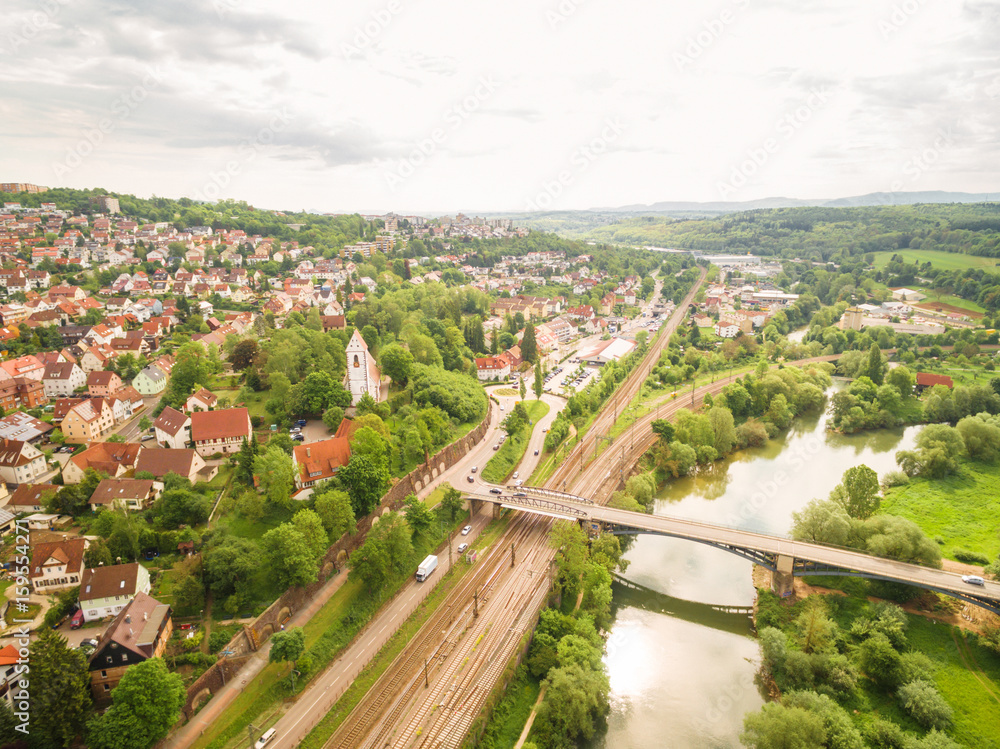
[0,0,997,212]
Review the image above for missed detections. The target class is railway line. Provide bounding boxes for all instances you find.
[321,269,709,749]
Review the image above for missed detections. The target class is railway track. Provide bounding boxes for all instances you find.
[323,515,545,749]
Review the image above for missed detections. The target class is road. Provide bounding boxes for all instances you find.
[472,489,1000,610]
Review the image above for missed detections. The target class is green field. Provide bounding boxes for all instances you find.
[871,249,1000,271]
[882,461,1000,562]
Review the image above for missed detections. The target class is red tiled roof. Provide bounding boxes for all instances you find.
[916,372,954,389]
[293,437,351,484]
[29,537,86,581]
[190,408,250,442]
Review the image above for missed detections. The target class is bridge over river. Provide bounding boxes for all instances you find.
[468,486,1000,614]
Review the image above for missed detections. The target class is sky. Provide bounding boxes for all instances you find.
[2,0,999,214]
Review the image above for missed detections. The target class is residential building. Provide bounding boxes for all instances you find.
[61,399,115,444]
[915,373,954,393]
[134,448,215,484]
[0,355,45,381]
[0,412,52,443]
[0,644,27,709]
[29,537,86,593]
[185,388,217,413]
[87,592,172,702]
[190,408,251,456]
[88,478,159,512]
[86,370,122,397]
[0,439,48,485]
[345,330,382,405]
[475,356,510,381]
[151,408,188,452]
[63,442,142,484]
[42,361,86,398]
[132,364,168,395]
[292,435,351,490]
[4,483,57,513]
[79,563,152,622]
[0,377,47,411]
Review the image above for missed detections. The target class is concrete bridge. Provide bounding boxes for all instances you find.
[468,487,1000,614]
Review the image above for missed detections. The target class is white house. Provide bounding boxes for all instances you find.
[153,406,190,449]
[0,439,49,485]
[42,361,86,398]
[78,563,151,622]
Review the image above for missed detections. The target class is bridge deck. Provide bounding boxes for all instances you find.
[468,488,1000,611]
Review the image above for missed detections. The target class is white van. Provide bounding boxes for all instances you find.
[254,728,277,748]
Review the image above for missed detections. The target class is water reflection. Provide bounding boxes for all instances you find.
[594,386,923,748]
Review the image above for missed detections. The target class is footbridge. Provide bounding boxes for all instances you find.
[467,487,1000,614]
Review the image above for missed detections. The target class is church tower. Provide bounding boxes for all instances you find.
[345,330,381,405]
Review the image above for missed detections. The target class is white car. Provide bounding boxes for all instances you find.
[962,575,986,586]
[457,543,469,554]
[461,525,472,535]
[512,472,519,479]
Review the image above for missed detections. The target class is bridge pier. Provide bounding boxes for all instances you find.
[772,555,795,598]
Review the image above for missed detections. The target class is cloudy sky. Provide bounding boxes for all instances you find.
[2,0,998,214]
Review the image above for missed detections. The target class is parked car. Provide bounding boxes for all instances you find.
[296,419,307,427]
[457,543,469,554]
[140,434,155,441]
[70,609,84,629]
[292,434,305,441]
[461,525,472,535]
[81,638,99,650]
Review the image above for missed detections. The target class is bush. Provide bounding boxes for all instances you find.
[952,548,990,565]
[897,679,952,730]
[881,470,910,488]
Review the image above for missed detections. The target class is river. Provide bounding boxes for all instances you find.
[590,390,921,749]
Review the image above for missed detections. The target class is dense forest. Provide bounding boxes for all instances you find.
[582,203,1000,261]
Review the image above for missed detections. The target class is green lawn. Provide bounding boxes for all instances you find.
[910,288,987,315]
[882,460,1000,562]
[475,666,541,749]
[482,400,550,484]
[871,249,1000,272]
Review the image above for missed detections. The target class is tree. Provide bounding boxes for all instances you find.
[380,343,414,386]
[349,512,413,591]
[231,338,260,371]
[403,494,434,536]
[313,488,355,539]
[521,323,538,363]
[897,680,952,730]
[87,658,185,749]
[323,406,345,433]
[519,377,526,400]
[235,436,257,483]
[707,405,736,455]
[534,365,543,398]
[650,419,675,443]
[833,464,881,519]
[741,703,827,749]
[856,632,902,688]
[269,627,306,671]
[254,446,294,505]
[27,629,92,747]
[536,662,609,744]
[84,538,113,568]
[262,522,321,589]
[338,453,389,516]
[152,489,211,529]
[204,536,259,599]
[440,486,465,522]
[291,508,329,562]
[138,416,152,432]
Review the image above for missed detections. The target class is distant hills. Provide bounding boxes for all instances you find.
[593,191,998,213]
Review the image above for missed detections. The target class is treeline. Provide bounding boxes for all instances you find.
[514,525,627,749]
[583,203,1000,262]
[748,593,964,749]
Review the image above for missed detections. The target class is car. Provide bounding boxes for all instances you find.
[461,525,472,535]
[467,475,475,483]
[471,466,477,473]
[512,472,519,479]
[489,487,502,495]
[514,479,523,486]
[296,419,307,427]
[457,543,469,554]
[500,405,504,411]
[290,427,301,433]
[493,444,500,450]
[140,434,155,441]
[292,434,305,441]
[962,575,986,586]
[513,491,527,497]
[81,638,99,649]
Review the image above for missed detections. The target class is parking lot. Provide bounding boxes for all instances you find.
[543,363,603,396]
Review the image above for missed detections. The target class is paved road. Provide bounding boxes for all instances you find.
[472,490,1000,608]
